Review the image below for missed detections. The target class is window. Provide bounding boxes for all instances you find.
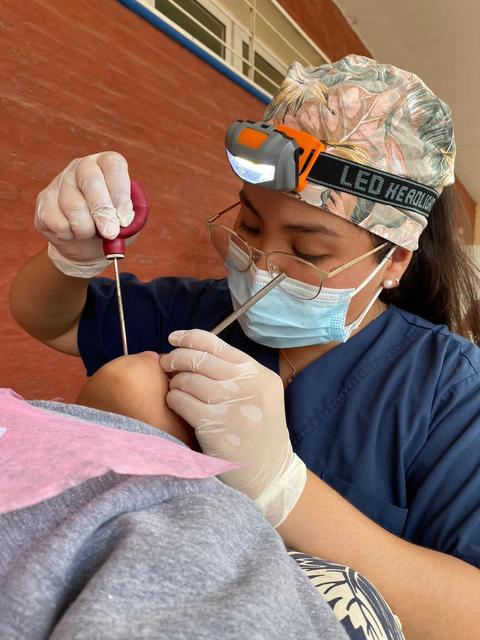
[242,41,284,96]
[155,0,226,58]
[139,0,329,99]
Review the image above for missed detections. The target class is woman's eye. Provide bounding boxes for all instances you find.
[238,220,260,235]
[293,249,327,264]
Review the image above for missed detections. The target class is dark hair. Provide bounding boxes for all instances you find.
[372,185,480,344]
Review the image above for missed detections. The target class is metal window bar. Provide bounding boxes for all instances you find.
[154,0,285,89]
[206,0,310,70]
[155,0,241,60]
[268,0,330,64]
[151,0,326,95]
[210,0,314,68]
[253,6,311,66]
[249,0,256,81]
[208,0,314,67]
[168,0,290,81]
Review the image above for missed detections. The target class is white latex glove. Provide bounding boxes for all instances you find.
[160,329,307,528]
[35,152,137,277]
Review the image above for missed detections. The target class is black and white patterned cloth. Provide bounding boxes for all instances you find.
[289,552,404,640]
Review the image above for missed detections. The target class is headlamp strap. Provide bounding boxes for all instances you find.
[307,153,438,217]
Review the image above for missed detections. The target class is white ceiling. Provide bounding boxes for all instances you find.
[334,0,480,203]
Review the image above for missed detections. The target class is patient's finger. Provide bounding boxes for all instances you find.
[160,348,237,380]
[168,329,250,364]
[169,372,244,405]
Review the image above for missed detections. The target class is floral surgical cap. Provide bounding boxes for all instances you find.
[265,55,456,250]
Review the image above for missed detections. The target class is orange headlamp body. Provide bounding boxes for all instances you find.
[274,124,326,191]
[225,120,326,192]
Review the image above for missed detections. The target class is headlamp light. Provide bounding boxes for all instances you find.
[226,151,276,184]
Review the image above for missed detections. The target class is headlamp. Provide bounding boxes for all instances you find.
[225,119,439,217]
[225,120,325,193]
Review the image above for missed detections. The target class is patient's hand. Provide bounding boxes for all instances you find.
[76,352,200,451]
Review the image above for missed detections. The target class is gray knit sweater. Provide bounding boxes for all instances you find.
[0,401,347,640]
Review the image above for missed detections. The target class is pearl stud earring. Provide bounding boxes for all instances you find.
[383,276,400,289]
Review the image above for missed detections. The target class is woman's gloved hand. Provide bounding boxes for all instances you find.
[160,329,307,527]
[35,152,137,277]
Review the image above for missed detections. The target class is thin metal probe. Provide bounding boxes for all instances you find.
[112,256,129,355]
[211,271,287,336]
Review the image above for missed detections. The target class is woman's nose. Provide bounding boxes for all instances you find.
[251,248,268,270]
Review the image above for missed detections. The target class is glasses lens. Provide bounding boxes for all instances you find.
[209,225,252,272]
[267,253,325,300]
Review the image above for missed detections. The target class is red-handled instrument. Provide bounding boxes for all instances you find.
[97,179,149,356]
[100,179,149,257]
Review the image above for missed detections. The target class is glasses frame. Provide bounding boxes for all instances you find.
[206,201,388,298]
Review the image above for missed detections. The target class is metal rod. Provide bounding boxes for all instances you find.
[113,257,129,355]
[211,271,286,336]
[253,7,311,66]
[248,0,256,81]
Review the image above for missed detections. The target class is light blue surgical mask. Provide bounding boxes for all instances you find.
[227,249,393,348]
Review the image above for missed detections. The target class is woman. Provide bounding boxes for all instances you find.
[10,55,480,639]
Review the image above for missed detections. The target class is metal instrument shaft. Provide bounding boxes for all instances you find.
[111,256,128,355]
[211,272,286,336]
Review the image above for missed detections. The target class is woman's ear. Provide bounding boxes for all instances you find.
[383,247,413,283]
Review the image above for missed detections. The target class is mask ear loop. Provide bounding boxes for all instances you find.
[346,246,397,334]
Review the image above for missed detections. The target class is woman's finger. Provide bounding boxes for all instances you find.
[58,178,97,240]
[165,388,228,431]
[169,371,245,405]
[160,348,238,380]
[75,155,119,239]
[35,188,75,240]
[168,329,250,364]
[97,151,134,227]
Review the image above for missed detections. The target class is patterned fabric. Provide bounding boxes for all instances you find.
[264,55,455,250]
[289,552,404,640]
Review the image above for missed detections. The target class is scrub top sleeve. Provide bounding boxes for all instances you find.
[78,274,230,376]
[404,372,480,568]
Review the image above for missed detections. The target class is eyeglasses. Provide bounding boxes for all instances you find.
[206,202,387,300]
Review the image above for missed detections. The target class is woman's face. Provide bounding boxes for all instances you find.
[234,184,403,325]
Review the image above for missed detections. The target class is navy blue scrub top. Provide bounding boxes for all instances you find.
[79,274,480,568]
